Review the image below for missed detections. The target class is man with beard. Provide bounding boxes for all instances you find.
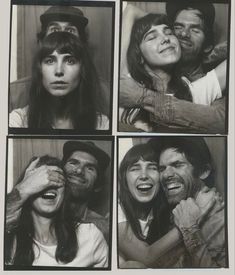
[120,1,227,133]
[62,141,110,241]
[150,136,227,267]
[6,141,110,241]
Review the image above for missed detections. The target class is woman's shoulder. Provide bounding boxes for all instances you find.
[96,113,109,130]
[9,106,29,127]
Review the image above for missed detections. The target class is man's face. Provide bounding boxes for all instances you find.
[64,151,98,200]
[46,21,79,37]
[126,158,160,204]
[173,9,206,63]
[159,148,197,206]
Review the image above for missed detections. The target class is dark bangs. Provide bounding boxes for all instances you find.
[132,13,170,45]
[120,143,158,176]
[39,32,83,61]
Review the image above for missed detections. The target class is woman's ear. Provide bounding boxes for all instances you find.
[199,164,211,180]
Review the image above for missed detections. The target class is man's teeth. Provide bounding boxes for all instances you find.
[137,184,153,191]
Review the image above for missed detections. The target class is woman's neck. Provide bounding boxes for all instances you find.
[31,212,57,245]
[47,95,74,129]
[145,64,172,93]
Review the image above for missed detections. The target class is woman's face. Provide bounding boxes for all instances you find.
[140,24,181,68]
[31,185,65,217]
[126,158,160,204]
[41,50,81,97]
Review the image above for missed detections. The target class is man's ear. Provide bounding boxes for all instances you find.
[203,44,213,55]
[199,165,211,180]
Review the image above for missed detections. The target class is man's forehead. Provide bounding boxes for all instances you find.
[67,150,98,163]
[160,148,187,163]
[175,8,204,25]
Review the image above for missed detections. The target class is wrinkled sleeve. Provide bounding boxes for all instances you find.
[150,96,226,134]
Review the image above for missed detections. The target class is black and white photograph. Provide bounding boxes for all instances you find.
[8,0,115,135]
[117,136,228,268]
[118,0,230,134]
[4,136,114,270]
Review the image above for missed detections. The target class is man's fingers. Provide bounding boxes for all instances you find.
[48,171,65,184]
[25,157,40,172]
[143,105,154,114]
[200,198,215,220]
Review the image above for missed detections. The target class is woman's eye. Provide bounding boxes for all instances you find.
[148,165,158,170]
[66,57,77,65]
[43,57,54,64]
[146,35,155,41]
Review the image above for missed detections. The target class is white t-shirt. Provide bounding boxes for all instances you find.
[185,69,222,105]
[32,223,108,267]
[9,106,109,130]
[118,204,153,238]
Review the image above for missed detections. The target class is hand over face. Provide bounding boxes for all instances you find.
[16,158,65,200]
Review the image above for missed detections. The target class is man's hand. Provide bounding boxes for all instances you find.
[119,76,145,107]
[15,158,65,202]
[173,197,215,229]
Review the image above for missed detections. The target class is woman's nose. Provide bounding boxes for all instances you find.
[161,35,170,44]
[55,62,64,77]
[139,168,148,180]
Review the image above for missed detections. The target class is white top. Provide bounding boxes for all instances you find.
[118,204,153,238]
[9,106,109,130]
[186,69,222,105]
[33,223,108,267]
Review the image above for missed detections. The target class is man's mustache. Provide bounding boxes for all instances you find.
[67,172,86,181]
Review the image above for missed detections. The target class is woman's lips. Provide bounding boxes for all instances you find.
[159,46,175,53]
[41,190,57,200]
[137,183,153,192]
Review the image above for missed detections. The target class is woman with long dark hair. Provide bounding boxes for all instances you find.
[10,32,109,132]
[120,8,226,132]
[5,155,108,267]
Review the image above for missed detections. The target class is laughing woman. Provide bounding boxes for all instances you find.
[9,32,109,132]
[5,155,108,267]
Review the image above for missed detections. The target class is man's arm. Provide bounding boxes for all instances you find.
[173,197,226,267]
[120,76,226,133]
[6,158,65,232]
